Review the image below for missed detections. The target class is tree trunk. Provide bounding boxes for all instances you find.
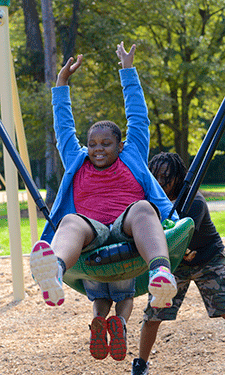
[155,123,163,151]
[59,0,80,65]
[40,0,57,86]
[40,0,57,205]
[22,0,43,51]
[174,128,189,166]
[22,0,44,82]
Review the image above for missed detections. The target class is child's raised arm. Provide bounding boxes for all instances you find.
[116,41,136,69]
[56,54,83,87]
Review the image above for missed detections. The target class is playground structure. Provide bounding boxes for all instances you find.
[2,94,225,303]
[1,0,225,301]
[0,0,38,300]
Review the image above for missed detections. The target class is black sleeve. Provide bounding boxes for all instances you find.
[187,194,207,232]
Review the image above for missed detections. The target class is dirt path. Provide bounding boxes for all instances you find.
[1,255,225,375]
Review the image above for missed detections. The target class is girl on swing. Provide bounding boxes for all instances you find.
[30,42,178,361]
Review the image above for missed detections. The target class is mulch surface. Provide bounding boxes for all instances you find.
[1,245,225,375]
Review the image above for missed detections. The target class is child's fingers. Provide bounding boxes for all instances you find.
[116,41,124,53]
[116,45,122,55]
[70,54,83,72]
[76,54,83,63]
[75,54,83,68]
[63,57,74,70]
[129,44,136,55]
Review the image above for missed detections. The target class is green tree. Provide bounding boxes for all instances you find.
[9,0,225,186]
[124,0,225,165]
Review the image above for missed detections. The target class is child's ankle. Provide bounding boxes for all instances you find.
[57,257,67,275]
[117,315,126,327]
[148,256,171,271]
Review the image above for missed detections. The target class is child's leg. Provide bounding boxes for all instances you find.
[30,214,96,307]
[131,320,160,374]
[93,298,113,318]
[90,298,112,360]
[51,214,95,269]
[106,279,135,362]
[122,200,168,265]
[107,297,133,361]
[115,297,133,322]
[122,201,177,308]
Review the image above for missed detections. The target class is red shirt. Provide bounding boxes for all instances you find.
[73,158,145,225]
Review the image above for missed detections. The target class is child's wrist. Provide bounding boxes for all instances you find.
[56,77,68,87]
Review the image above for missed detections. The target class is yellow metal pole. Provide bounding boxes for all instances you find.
[0,5,25,300]
[10,54,39,245]
[0,172,6,187]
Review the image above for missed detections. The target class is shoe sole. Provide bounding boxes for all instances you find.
[30,241,64,307]
[149,273,177,308]
[107,316,126,361]
[90,317,108,360]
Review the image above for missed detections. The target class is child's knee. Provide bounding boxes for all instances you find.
[132,200,157,217]
[60,214,93,233]
[60,214,79,227]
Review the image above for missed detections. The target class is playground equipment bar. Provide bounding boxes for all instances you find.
[168,96,225,219]
[0,119,56,232]
[0,0,24,301]
[180,113,225,217]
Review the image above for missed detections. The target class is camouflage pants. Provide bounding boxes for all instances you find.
[144,250,225,321]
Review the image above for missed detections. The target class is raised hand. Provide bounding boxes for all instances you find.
[116,41,136,69]
[56,54,83,87]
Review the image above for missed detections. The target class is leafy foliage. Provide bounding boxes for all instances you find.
[6,0,225,186]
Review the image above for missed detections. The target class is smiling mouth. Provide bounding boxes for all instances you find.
[95,155,105,160]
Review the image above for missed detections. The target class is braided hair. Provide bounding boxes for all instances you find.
[87,120,122,143]
[148,152,187,200]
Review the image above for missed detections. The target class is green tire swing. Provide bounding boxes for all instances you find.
[63,217,195,298]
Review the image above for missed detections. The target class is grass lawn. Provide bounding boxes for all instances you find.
[200,184,225,192]
[0,201,28,216]
[200,184,225,201]
[0,218,46,257]
[210,211,225,238]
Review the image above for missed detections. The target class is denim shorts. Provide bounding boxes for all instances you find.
[143,249,225,321]
[83,278,136,302]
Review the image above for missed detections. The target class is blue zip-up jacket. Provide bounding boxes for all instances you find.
[41,67,178,244]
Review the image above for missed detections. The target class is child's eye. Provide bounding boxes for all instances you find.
[103,140,112,146]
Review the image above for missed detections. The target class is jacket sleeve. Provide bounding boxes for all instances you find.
[52,86,82,169]
[119,68,150,164]
[187,195,206,232]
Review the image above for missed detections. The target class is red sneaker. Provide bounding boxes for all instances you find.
[90,316,109,360]
[107,316,127,361]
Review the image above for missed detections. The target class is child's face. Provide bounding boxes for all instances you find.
[88,127,123,170]
[153,163,176,200]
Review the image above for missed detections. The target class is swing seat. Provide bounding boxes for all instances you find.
[63,217,195,298]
